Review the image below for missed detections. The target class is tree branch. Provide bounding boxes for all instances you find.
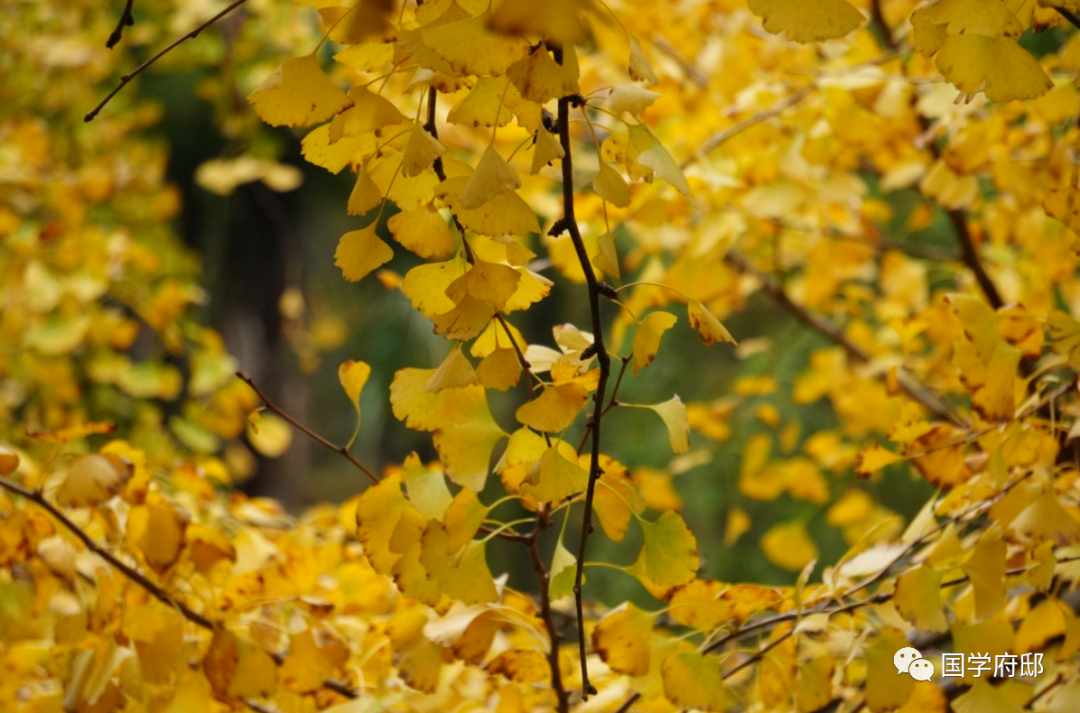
[526,511,571,713]
[556,70,611,700]
[106,0,136,49]
[237,371,380,484]
[724,250,967,427]
[1058,7,1080,30]
[86,0,251,121]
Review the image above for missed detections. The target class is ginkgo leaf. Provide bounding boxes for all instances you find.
[420,523,497,604]
[401,452,453,520]
[205,629,278,699]
[347,169,382,216]
[865,630,915,712]
[856,444,905,478]
[549,537,577,601]
[427,347,480,392]
[281,628,347,694]
[668,580,731,631]
[356,472,409,575]
[515,382,588,432]
[522,442,588,502]
[629,125,690,194]
[489,0,589,44]
[477,347,522,391]
[935,35,1052,103]
[593,161,631,207]
[487,649,549,683]
[592,460,643,542]
[387,203,455,259]
[593,604,656,676]
[334,225,394,282]
[438,175,541,236]
[662,649,727,711]
[633,396,690,453]
[55,453,133,508]
[460,144,522,209]
[247,411,293,457]
[434,417,507,491]
[632,312,678,374]
[338,359,372,413]
[961,524,1006,621]
[248,53,353,128]
[328,86,406,143]
[0,447,18,475]
[609,84,661,116]
[401,10,530,78]
[402,124,445,178]
[506,43,579,104]
[632,510,699,588]
[628,35,658,84]
[447,77,515,128]
[128,501,188,573]
[761,520,818,572]
[748,0,864,43]
[531,126,565,174]
[894,565,949,633]
[688,299,736,345]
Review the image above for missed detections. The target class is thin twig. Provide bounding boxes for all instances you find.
[557,71,612,700]
[1058,7,1080,30]
[724,250,967,427]
[106,0,136,49]
[526,510,571,713]
[650,34,707,88]
[237,371,380,484]
[86,0,251,121]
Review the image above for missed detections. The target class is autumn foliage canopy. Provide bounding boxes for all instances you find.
[6,1,1080,712]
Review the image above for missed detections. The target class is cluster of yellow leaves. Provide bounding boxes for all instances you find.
[9,0,1080,712]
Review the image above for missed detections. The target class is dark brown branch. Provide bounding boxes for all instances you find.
[1058,7,1080,30]
[107,0,136,49]
[947,208,1005,309]
[557,68,612,700]
[237,371,380,484]
[86,0,251,121]
[724,250,967,427]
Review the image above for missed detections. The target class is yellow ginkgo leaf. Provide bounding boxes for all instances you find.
[328,86,406,143]
[438,175,541,236]
[127,501,188,573]
[593,161,631,208]
[627,34,657,84]
[668,580,731,631]
[761,520,818,572]
[248,53,353,128]
[592,458,643,542]
[629,125,690,194]
[632,510,699,588]
[334,225,394,282]
[401,452,453,520]
[608,84,661,116]
[0,447,18,475]
[477,347,522,391]
[55,453,133,508]
[487,649,549,683]
[549,537,578,601]
[246,411,293,457]
[688,299,736,346]
[420,524,497,604]
[338,359,372,435]
[447,77,515,128]
[894,565,949,633]
[632,312,678,374]
[506,43,579,104]
[281,628,347,694]
[748,0,864,43]
[935,35,1052,103]
[390,367,490,432]
[404,11,531,78]
[347,169,382,216]
[662,649,727,711]
[522,442,588,502]
[593,604,656,676]
[427,347,479,392]
[460,144,522,209]
[632,396,690,453]
[865,630,915,712]
[530,125,565,174]
[515,382,589,432]
[402,124,446,178]
[204,629,278,699]
[489,0,589,44]
[856,444,905,478]
[960,524,1006,621]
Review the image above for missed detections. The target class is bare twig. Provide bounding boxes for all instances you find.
[106,0,136,49]
[237,371,380,484]
[86,0,251,121]
[724,250,967,427]
[1058,7,1080,30]
[556,73,612,700]
[526,511,571,713]
[650,34,707,88]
